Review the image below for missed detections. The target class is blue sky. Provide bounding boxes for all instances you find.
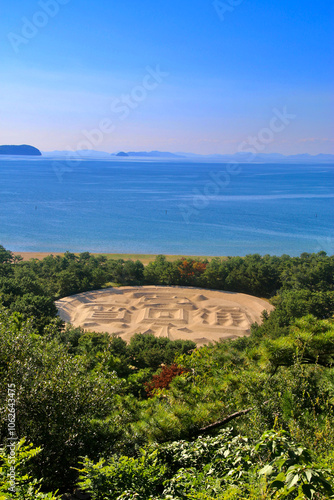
[1,0,333,154]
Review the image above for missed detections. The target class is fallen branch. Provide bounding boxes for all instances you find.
[192,401,269,437]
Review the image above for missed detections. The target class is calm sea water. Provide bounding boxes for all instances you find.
[0,158,333,256]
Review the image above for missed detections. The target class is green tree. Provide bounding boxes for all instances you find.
[0,307,123,489]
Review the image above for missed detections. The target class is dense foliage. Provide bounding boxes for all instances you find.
[0,245,333,498]
[77,429,333,500]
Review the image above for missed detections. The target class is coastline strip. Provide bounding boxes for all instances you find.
[13,252,218,265]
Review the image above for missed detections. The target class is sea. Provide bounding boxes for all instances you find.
[0,158,333,257]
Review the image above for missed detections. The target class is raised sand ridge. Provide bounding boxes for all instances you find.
[56,286,274,345]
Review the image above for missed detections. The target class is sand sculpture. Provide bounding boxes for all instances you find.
[56,286,273,345]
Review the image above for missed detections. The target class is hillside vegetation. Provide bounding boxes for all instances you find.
[0,246,333,499]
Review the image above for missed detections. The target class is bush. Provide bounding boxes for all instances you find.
[77,429,334,499]
[0,439,59,499]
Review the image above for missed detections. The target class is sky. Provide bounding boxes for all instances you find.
[1,0,333,155]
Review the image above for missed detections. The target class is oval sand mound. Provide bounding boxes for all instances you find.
[56,286,274,345]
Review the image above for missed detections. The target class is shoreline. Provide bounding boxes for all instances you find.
[13,252,217,265]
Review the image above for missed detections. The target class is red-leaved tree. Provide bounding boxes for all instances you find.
[145,364,189,397]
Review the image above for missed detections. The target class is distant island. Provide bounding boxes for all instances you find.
[0,145,42,156]
[111,151,334,162]
[113,151,185,158]
[41,149,334,163]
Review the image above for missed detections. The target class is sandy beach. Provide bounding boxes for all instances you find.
[13,252,68,261]
[56,285,273,345]
[13,252,216,265]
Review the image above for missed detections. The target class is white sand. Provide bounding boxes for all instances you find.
[56,286,274,345]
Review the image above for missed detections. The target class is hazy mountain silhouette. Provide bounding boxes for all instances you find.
[40,149,334,162]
